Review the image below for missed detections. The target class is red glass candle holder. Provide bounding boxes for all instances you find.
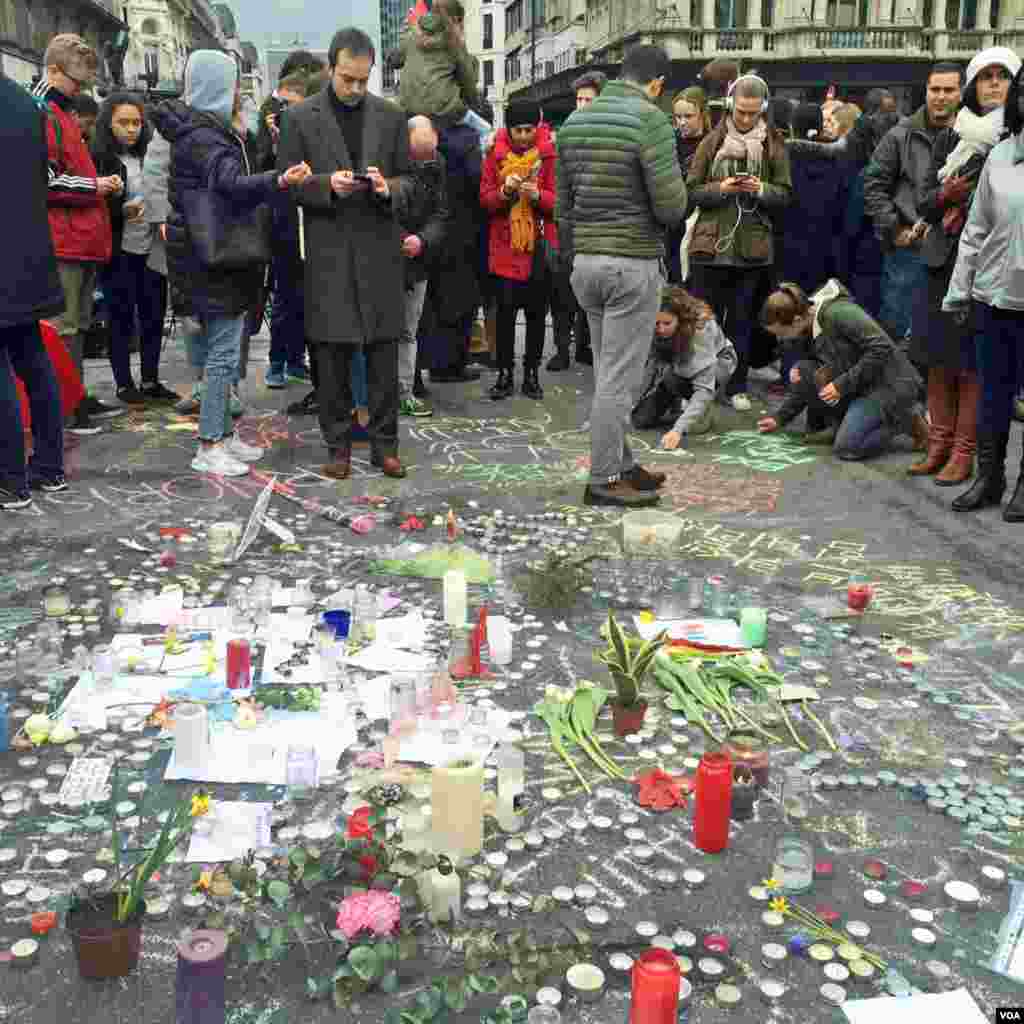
[226,638,251,690]
[864,859,888,881]
[902,879,927,901]
[694,751,733,854]
[629,948,681,1024]
[847,574,874,612]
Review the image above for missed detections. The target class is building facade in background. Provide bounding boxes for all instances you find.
[466,0,508,124]
[380,0,406,92]
[120,0,192,92]
[505,0,1024,120]
[0,0,127,85]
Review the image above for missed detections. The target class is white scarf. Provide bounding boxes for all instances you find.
[938,106,1005,182]
[810,279,842,339]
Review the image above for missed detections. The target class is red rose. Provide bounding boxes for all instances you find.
[359,854,380,879]
[347,806,374,841]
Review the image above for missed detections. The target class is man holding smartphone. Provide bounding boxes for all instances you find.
[278,27,413,481]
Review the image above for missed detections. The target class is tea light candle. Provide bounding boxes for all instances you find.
[820,982,846,1006]
[824,962,850,984]
[944,879,981,908]
[181,892,206,913]
[541,826,565,842]
[760,979,786,1005]
[761,943,787,969]
[146,898,170,919]
[863,889,887,909]
[608,952,634,979]
[715,983,742,1008]
[635,920,660,939]
[465,896,489,917]
[584,906,609,929]
[849,960,876,984]
[632,844,655,864]
[565,963,605,1004]
[524,831,544,850]
[911,927,936,947]
[762,910,785,929]
[591,815,613,831]
[535,987,562,1008]
[981,865,1007,889]
[673,929,697,950]
[749,885,770,902]
[809,944,834,963]
[698,957,724,980]
[11,938,38,966]
[837,943,864,962]
[574,883,597,904]
[552,886,575,906]
[654,869,678,889]
[82,868,107,886]
[909,908,934,925]
[682,869,706,889]
[651,935,675,951]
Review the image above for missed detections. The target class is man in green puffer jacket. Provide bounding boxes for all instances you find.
[556,44,687,509]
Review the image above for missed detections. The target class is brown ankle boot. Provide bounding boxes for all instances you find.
[907,367,955,474]
[935,370,979,486]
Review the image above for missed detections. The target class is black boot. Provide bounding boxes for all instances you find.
[489,368,514,400]
[412,369,430,398]
[522,365,543,400]
[1004,450,1024,522]
[546,346,570,372]
[576,344,593,366]
[952,432,1007,512]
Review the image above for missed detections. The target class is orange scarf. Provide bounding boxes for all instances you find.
[499,145,541,252]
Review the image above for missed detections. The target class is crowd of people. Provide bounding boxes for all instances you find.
[1,21,1023,516]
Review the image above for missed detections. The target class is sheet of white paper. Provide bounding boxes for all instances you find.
[634,616,745,647]
[397,708,511,766]
[186,801,273,862]
[374,613,426,651]
[778,684,820,702]
[165,714,356,785]
[344,645,435,675]
[842,989,987,1024]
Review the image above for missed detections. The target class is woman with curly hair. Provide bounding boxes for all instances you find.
[632,286,737,448]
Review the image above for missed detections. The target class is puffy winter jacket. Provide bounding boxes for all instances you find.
[149,99,279,318]
[555,79,686,261]
[480,124,557,283]
[862,107,940,245]
[35,84,111,264]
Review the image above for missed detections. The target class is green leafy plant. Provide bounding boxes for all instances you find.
[513,550,601,611]
[597,611,666,708]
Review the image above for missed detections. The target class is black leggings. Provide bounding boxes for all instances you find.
[494,276,549,371]
[633,375,695,429]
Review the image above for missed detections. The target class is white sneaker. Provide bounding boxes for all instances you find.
[191,443,250,477]
[224,433,264,462]
[731,393,752,412]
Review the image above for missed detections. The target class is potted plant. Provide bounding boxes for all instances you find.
[597,611,666,737]
[66,769,208,979]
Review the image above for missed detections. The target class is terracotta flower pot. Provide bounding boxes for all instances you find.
[66,893,146,979]
[612,700,647,738]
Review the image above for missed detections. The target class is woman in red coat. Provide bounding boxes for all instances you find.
[479,101,557,400]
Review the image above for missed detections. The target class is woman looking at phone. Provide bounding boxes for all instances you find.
[92,93,179,404]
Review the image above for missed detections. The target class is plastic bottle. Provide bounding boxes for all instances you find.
[491,555,508,615]
[351,584,377,643]
[693,750,732,853]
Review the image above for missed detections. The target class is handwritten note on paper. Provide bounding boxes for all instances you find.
[842,989,987,1024]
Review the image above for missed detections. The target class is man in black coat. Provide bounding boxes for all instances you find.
[278,27,413,481]
[0,72,67,509]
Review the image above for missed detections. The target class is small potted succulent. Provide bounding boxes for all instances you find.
[66,771,209,979]
[597,611,666,737]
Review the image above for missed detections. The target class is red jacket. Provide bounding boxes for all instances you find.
[480,123,558,283]
[38,86,111,264]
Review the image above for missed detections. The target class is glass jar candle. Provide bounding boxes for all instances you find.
[723,732,770,787]
[847,573,874,613]
[694,751,733,853]
[42,585,70,618]
[629,948,681,1024]
[772,832,813,894]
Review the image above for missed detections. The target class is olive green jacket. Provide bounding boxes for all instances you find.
[393,16,479,125]
[555,79,686,261]
[686,118,792,268]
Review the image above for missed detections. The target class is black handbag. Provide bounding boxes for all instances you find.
[181,164,272,271]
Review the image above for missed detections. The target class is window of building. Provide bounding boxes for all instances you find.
[505,48,522,83]
[483,13,493,49]
[506,1,523,36]
[714,0,748,26]
[141,17,160,35]
[483,59,494,88]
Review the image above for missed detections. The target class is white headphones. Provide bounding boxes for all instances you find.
[725,73,770,113]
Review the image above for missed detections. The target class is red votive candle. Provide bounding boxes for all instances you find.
[694,751,733,854]
[703,933,730,955]
[902,880,927,901]
[226,638,251,690]
[864,859,888,881]
[630,948,681,1024]
[814,861,835,880]
[815,905,840,926]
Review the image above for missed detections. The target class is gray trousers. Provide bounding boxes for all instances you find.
[571,254,663,484]
[399,279,428,396]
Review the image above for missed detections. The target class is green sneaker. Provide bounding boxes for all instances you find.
[400,396,432,418]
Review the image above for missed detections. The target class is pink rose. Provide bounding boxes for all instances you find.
[363,890,401,937]
[336,893,370,940]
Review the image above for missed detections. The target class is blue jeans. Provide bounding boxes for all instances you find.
[880,247,925,344]
[834,397,889,460]
[460,108,492,144]
[975,303,1024,438]
[0,321,64,492]
[268,253,305,370]
[351,347,368,408]
[185,315,243,442]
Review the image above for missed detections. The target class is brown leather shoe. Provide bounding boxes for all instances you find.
[373,455,406,479]
[321,448,351,480]
[584,481,659,508]
[625,465,667,491]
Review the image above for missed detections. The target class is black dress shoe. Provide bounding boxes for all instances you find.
[431,366,481,383]
[412,370,430,398]
[576,346,594,366]
[287,390,319,415]
[489,369,514,400]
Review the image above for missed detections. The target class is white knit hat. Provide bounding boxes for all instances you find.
[964,46,1022,93]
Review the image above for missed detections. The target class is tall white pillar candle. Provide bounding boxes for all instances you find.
[443,570,468,627]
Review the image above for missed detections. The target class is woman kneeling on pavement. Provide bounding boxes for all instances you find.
[632,286,736,447]
[757,280,927,460]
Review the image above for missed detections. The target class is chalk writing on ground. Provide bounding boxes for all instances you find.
[703,430,822,473]
[658,464,784,516]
